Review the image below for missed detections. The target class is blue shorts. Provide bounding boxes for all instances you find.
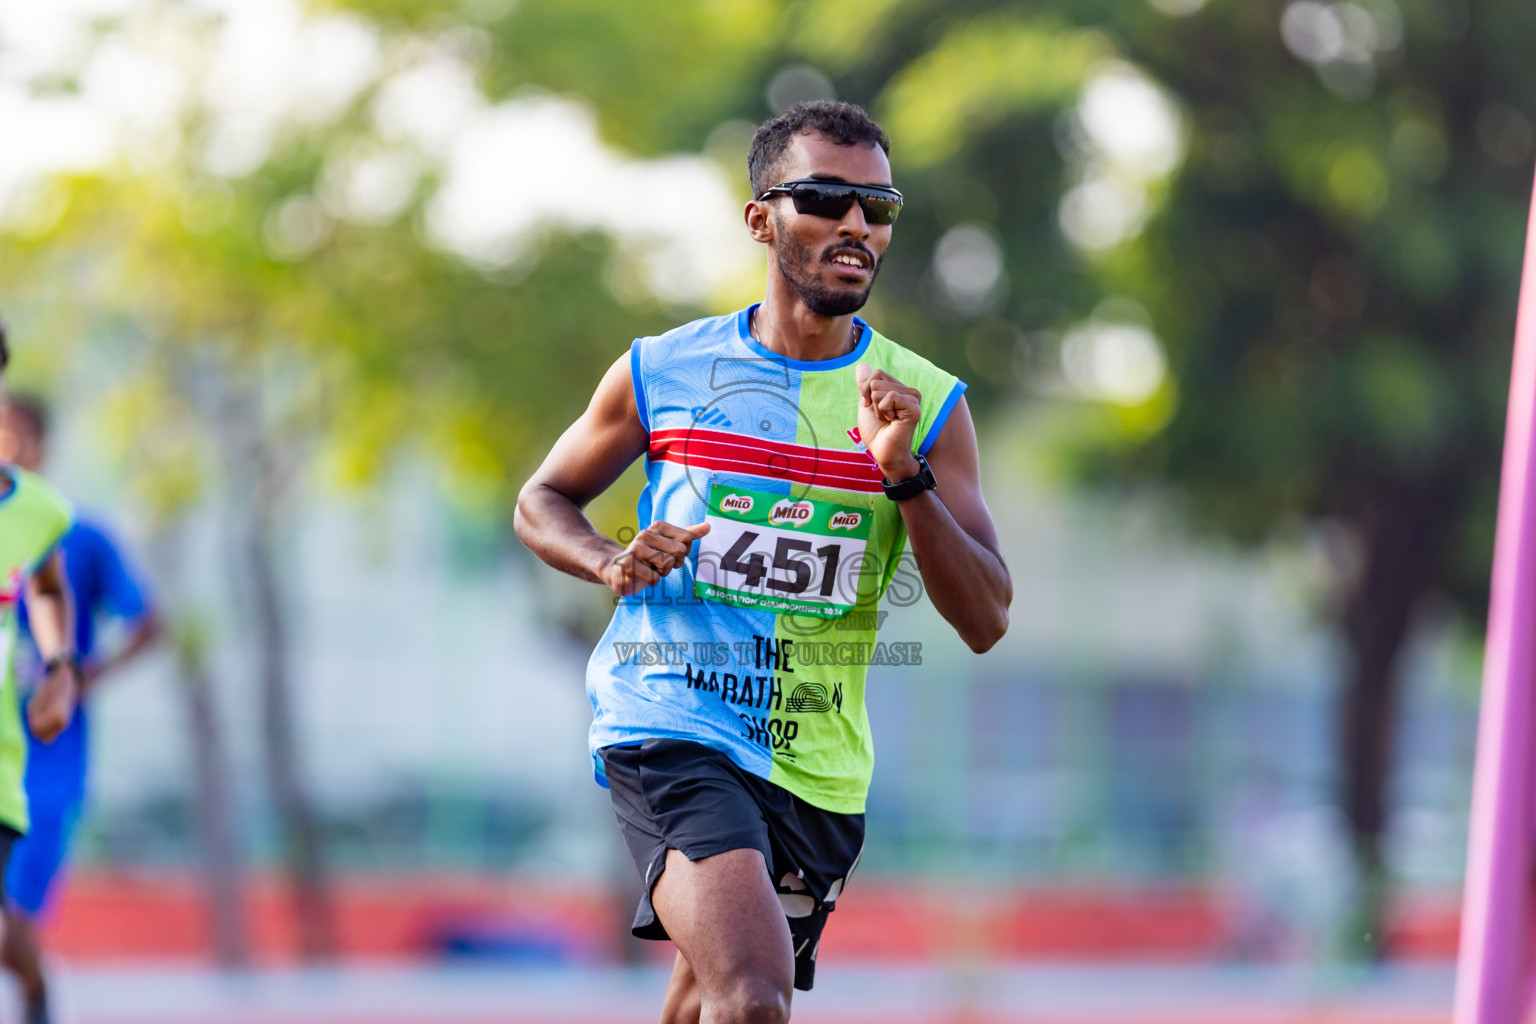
[6,799,81,917]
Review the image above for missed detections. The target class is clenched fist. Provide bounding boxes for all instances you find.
[855,362,922,482]
[28,659,78,743]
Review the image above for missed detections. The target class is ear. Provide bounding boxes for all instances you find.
[744,200,774,244]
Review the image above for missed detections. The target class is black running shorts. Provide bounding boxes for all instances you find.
[600,738,865,991]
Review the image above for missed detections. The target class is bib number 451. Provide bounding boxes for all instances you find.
[720,532,841,596]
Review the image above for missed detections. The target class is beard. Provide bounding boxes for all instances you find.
[774,215,881,317]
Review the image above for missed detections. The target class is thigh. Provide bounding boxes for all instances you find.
[650,847,793,1006]
[602,740,776,941]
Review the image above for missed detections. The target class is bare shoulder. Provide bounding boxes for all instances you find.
[589,350,643,425]
[518,351,649,509]
[923,395,982,482]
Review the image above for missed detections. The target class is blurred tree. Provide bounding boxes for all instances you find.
[859,0,1527,954]
[0,173,342,958]
[1062,0,1533,956]
[0,260,252,965]
[0,19,673,950]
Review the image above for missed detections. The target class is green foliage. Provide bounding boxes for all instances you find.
[2,160,668,523]
[481,0,778,154]
[879,15,1111,167]
[1119,0,1527,615]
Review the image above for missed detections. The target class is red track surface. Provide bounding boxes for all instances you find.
[41,871,1464,964]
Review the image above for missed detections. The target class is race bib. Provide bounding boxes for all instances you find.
[695,482,873,619]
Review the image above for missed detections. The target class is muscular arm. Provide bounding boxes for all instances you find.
[856,363,1010,653]
[894,399,1011,653]
[514,354,707,596]
[24,550,78,741]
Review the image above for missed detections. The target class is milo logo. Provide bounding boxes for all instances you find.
[829,511,862,531]
[768,499,815,527]
[720,494,754,514]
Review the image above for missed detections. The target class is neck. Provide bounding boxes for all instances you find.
[752,278,860,363]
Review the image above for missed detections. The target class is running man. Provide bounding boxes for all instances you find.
[0,393,162,1024]
[0,326,82,1024]
[515,101,1011,1023]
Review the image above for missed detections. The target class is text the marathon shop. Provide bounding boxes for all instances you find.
[611,637,922,670]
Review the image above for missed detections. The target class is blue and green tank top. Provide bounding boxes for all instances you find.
[586,305,966,813]
[0,466,74,833]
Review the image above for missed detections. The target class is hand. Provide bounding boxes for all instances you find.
[28,660,78,744]
[855,362,922,481]
[601,521,711,597]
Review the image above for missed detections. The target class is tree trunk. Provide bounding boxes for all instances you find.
[248,446,335,961]
[176,629,251,967]
[1337,472,1461,959]
[150,529,249,968]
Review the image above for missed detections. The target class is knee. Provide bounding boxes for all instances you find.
[712,978,790,1024]
[658,985,701,1024]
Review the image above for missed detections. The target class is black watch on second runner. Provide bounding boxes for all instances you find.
[43,652,80,677]
[881,453,937,501]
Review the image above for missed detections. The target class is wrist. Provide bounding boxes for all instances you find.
[881,452,938,502]
[44,652,80,677]
[879,453,922,482]
[591,537,628,583]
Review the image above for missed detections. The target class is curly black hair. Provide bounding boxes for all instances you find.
[747,100,890,199]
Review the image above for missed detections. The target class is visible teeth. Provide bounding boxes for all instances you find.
[833,255,863,267]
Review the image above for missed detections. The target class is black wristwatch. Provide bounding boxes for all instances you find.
[43,653,80,677]
[881,453,937,501]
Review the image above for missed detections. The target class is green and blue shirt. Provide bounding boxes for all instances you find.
[0,466,74,833]
[586,306,965,813]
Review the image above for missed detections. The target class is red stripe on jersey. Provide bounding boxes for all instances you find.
[648,428,879,469]
[648,428,885,493]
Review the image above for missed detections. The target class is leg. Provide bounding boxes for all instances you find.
[658,951,701,1024]
[4,810,72,1024]
[1,908,46,1018]
[650,847,793,1024]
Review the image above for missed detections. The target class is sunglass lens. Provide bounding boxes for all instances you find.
[790,183,901,226]
[790,183,856,220]
[860,193,900,226]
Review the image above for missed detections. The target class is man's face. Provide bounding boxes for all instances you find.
[759,132,895,317]
[0,404,43,472]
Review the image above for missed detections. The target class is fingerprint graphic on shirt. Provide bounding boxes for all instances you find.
[786,682,833,713]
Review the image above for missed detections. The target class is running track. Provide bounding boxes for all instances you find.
[31,963,1456,1024]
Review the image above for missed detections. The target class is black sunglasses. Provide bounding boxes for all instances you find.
[756,178,904,226]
